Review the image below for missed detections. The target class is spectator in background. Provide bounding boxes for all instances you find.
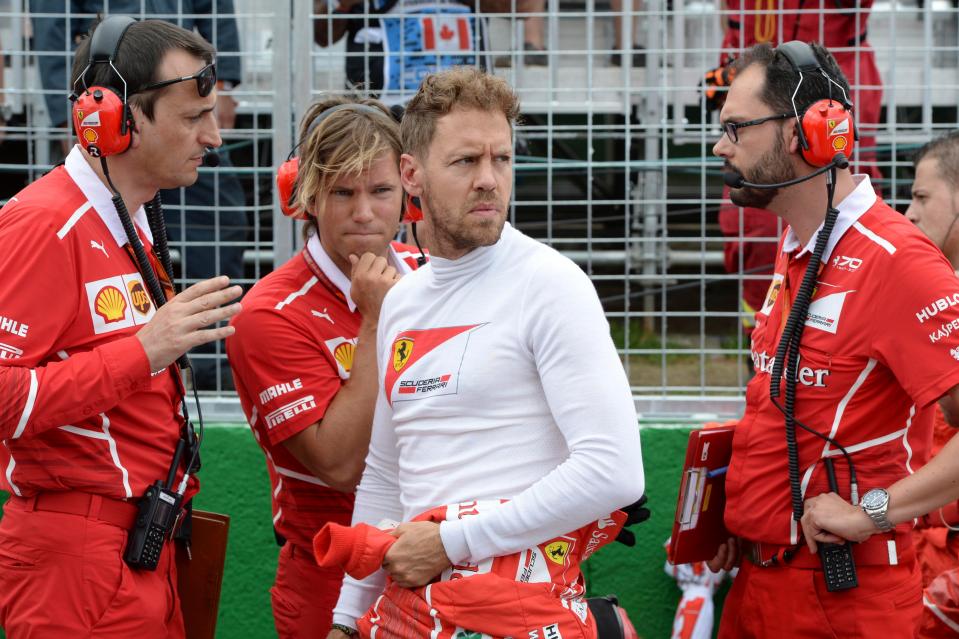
[904,131,959,638]
[30,0,247,389]
[226,98,424,638]
[708,0,883,342]
[313,0,547,105]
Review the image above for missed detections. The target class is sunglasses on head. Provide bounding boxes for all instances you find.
[138,62,217,98]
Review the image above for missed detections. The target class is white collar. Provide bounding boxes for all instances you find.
[305,233,411,313]
[64,145,153,247]
[781,174,877,261]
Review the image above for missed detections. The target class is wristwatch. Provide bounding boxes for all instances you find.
[331,623,357,637]
[860,488,894,532]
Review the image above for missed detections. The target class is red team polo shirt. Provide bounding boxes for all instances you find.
[726,176,959,546]
[0,148,189,501]
[228,235,421,550]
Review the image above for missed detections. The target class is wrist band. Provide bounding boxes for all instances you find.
[331,623,357,636]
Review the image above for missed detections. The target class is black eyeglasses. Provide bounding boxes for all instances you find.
[722,113,791,143]
[137,62,217,98]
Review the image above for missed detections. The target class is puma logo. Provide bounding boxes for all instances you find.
[311,309,334,324]
[90,239,109,258]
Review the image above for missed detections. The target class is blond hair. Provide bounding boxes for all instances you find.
[401,67,520,158]
[296,97,402,237]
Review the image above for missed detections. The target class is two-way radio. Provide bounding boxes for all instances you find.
[817,458,859,591]
[124,439,187,569]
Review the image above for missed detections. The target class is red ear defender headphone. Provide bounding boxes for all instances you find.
[776,40,858,168]
[276,103,391,219]
[70,16,137,158]
[403,193,424,223]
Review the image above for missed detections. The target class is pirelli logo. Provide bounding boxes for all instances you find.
[0,342,23,360]
[264,395,317,429]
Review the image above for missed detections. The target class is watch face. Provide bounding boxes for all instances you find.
[862,489,887,509]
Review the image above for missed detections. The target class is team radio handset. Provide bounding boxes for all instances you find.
[124,441,187,569]
[818,458,859,591]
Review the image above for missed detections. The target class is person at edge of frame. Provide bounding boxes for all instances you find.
[31,0,247,390]
[707,42,959,638]
[0,18,241,637]
[810,131,959,639]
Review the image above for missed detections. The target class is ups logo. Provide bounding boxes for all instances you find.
[127,280,152,316]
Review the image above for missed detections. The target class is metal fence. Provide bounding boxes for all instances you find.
[2,0,955,420]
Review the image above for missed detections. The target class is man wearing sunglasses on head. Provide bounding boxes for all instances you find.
[0,18,241,638]
[31,0,246,390]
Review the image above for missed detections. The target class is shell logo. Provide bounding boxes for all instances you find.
[832,135,848,151]
[334,342,355,373]
[95,286,128,323]
[83,128,98,144]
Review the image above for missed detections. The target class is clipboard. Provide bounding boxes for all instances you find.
[175,510,230,639]
[667,424,735,565]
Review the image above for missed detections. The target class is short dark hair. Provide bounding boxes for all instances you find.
[915,131,959,191]
[734,42,851,120]
[71,19,216,122]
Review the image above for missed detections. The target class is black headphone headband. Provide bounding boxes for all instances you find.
[287,103,392,161]
[88,15,136,66]
[777,40,821,74]
[302,103,389,145]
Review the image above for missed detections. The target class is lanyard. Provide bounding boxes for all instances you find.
[301,247,350,306]
[776,252,825,342]
[123,242,175,304]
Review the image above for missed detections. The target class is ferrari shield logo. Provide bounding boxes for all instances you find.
[544,540,570,565]
[392,338,414,372]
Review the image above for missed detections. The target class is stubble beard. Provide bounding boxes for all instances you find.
[422,184,507,257]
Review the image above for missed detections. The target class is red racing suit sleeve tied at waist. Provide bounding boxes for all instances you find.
[313,500,628,639]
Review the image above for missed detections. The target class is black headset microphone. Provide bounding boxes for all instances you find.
[723,151,850,190]
[202,147,220,167]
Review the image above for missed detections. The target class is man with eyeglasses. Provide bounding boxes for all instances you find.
[707,42,959,638]
[31,0,246,390]
[0,19,241,638]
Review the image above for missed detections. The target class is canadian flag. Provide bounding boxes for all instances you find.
[422,16,471,52]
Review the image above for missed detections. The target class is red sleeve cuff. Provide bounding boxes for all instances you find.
[99,335,153,395]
